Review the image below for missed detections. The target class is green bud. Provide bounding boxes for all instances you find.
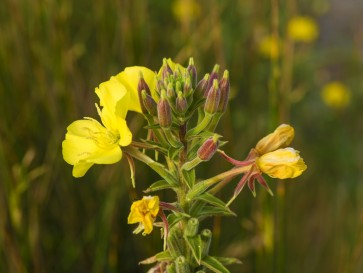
[167,82,176,99]
[197,134,219,161]
[176,91,188,114]
[183,77,193,97]
[194,73,209,98]
[175,256,191,273]
[204,80,221,114]
[157,79,166,93]
[184,218,199,237]
[166,262,177,273]
[217,70,230,113]
[142,90,157,116]
[201,229,212,258]
[157,90,172,128]
[175,81,182,94]
[187,57,197,88]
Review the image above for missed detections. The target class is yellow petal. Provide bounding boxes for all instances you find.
[321,81,351,109]
[287,16,318,43]
[142,214,155,235]
[115,66,157,112]
[255,124,295,155]
[72,162,94,178]
[257,148,307,179]
[95,78,128,118]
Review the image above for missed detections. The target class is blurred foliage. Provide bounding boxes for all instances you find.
[1,0,363,272]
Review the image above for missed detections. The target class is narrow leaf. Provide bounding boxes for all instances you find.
[197,206,236,218]
[214,256,242,265]
[195,192,228,208]
[201,256,230,273]
[144,180,176,193]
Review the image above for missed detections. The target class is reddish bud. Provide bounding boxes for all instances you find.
[204,80,221,114]
[187,57,197,88]
[217,70,230,112]
[157,90,172,128]
[194,73,210,99]
[176,91,188,113]
[197,135,219,161]
[142,90,157,116]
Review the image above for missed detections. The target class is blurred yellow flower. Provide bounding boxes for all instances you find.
[257,148,307,179]
[258,35,280,59]
[287,16,318,43]
[128,196,160,235]
[321,81,351,109]
[255,124,295,155]
[172,0,200,24]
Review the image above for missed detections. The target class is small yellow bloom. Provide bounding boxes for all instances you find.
[172,0,200,24]
[321,81,351,109]
[255,124,295,155]
[128,196,160,235]
[115,66,157,112]
[258,35,280,59]
[257,148,307,179]
[287,16,318,43]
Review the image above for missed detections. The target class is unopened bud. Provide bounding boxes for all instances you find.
[142,90,157,116]
[156,79,165,93]
[201,229,212,258]
[175,256,190,273]
[157,90,172,128]
[187,57,197,88]
[197,135,219,161]
[176,91,188,113]
[184,218,199,237]
[217,70,230,113]
[183,77,192,97]
[207,64,220,91]
[162,58,173,80]
[194,73,210,98]
[167,82,176,99]
[137,72,151,113]
[204,80,221,114]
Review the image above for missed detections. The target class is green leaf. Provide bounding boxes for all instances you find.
[197,206,236,218]
[167,213,184,229]
[182,168,195,189]
[201,256,230,273]
[148,162,179,186]
[144,180,176,193]
[184,235,202,264]
[195,192,228,209]
[155,250,173,262]
[214,256,242,265]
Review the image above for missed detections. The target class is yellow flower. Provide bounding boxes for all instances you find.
[321,81,351,109]
[62,106,132,177]
[128,196,160,235]
[172,0,200,24]
[258,35,280,59]
[256,148,307,179]
[287,16,318,43]
[114,66,157,112]
[255,124,295,155]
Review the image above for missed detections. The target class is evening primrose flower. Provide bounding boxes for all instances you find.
[287,16,318,43]
[256,148,307,179]
[321,81,351,109]
[62,106,132,178]
[128,196,160,235]
[255,124,294,155]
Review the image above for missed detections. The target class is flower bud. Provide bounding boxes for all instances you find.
[184,218,199,237]
[142,90,157,116]
[256,148,307,179]
[175,256,190,273]
[204,80,221,114]
[217,70,230,113]
[167,82,176,99]
[176,91,188,114]
[194,73,210,99]
[255,124,295,155]
[207,64,220,91]
[156,79,166,93]
[137,72,151,113]
[187,57,197,88]
[157,90,172,128]
[162,58,173,80]
[200,229,212,258]
[183,77,192,97]
[197,134,219,161]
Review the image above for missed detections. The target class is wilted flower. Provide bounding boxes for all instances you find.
[321,81,351,109]
[255,124,295,155]
[128,196,160,235]
[256,148,307,179]
[287,16,318,43]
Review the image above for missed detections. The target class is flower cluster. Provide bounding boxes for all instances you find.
[62,58,307,273]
